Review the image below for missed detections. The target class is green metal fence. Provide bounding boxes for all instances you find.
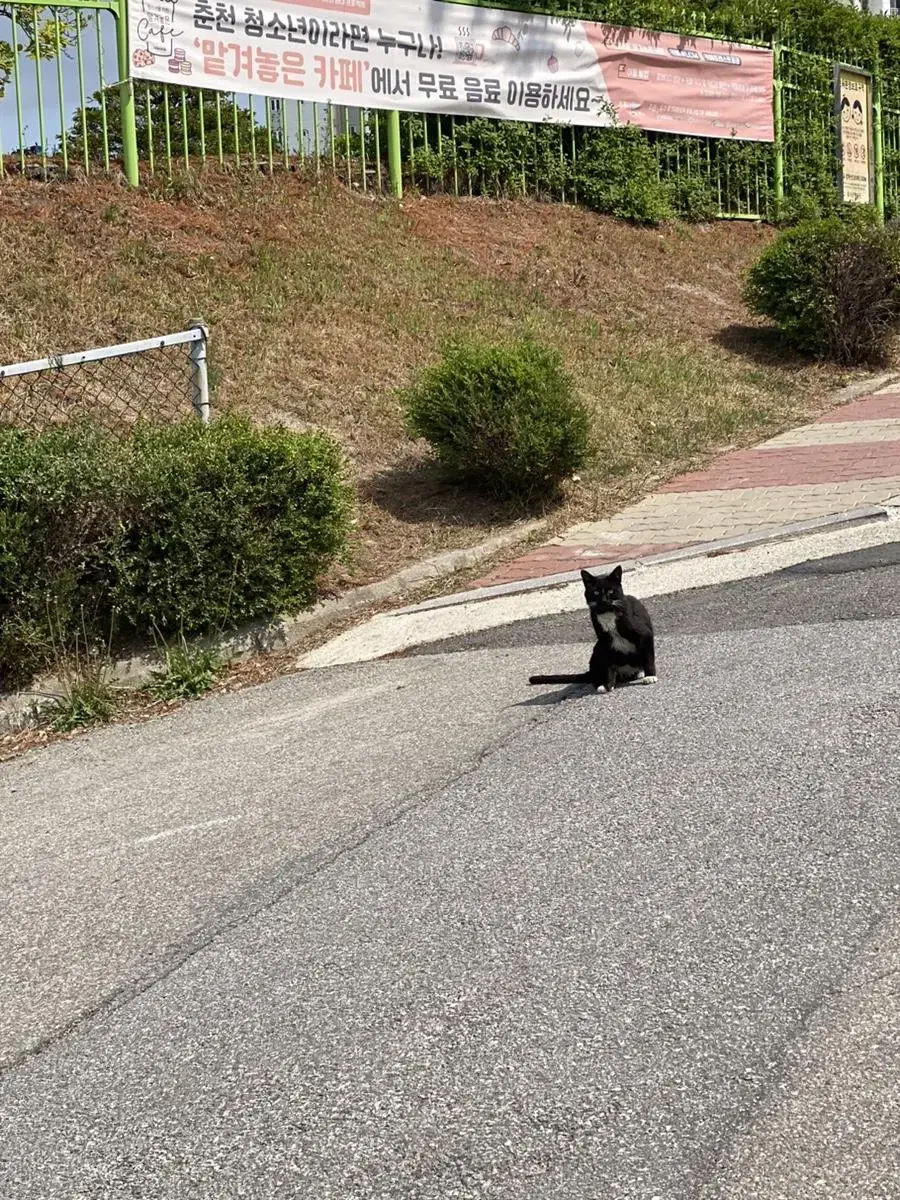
[1,0,899,221]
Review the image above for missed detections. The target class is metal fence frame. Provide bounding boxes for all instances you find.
[0,0,897,219]
[0,322,211,430]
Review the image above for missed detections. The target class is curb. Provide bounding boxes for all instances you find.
[0,519,546,732]
[394,502,897,616]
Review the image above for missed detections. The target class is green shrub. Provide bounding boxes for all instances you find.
[0,414,352,689]
[0,421,128,688]
[743,208,900,364]
[402,336,590,503]
[668,175,719,223]
[108,416,352,633]
[575,127,673,225]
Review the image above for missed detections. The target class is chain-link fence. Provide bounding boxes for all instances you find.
[0,324,211,435]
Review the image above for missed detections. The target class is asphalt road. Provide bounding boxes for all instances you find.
[1,545,899,1198]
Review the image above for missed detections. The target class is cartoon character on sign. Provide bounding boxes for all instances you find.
[135,0,181,61]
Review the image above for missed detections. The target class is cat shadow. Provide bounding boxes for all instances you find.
[514,685,597,708]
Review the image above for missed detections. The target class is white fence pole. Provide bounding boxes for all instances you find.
[188,321,211,425]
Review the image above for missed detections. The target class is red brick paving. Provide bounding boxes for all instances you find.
[463,388,900,592]
[816,393,900,423]
[657,441,900,493]
[470,542,684,588]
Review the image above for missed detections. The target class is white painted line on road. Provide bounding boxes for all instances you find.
[296,518,900,670]
[88,813,255,858]
[133,815,249,846]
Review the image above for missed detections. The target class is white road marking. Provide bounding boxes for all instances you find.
[134,815,249,846]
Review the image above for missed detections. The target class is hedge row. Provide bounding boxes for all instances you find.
[0,415,352,689]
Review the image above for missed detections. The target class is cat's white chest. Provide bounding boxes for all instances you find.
[596,610,635,653]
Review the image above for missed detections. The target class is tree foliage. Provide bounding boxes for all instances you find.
[65,84,277,162]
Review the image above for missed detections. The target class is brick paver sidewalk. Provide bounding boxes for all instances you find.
[470,386,900,589]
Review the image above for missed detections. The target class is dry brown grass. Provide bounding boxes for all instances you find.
[0,173,863,589]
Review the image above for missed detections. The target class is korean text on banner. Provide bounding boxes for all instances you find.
[129,0,775,143]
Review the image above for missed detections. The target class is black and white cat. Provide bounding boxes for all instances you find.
[529,566,657,693]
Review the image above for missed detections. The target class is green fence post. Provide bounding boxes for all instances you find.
[874,68,885,222]
[115,0,140,186]
[387,109,402,198]
[773,40,784,218]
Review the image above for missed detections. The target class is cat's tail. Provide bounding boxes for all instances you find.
[528,672,592,686]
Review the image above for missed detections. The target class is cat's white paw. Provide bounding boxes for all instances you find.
[636,674,658,685]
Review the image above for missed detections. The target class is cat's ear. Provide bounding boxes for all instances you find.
[607,565,623,585]
[580,569,595,587]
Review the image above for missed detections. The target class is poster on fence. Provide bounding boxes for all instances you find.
[128,0,774,142]
[835,64,874,204]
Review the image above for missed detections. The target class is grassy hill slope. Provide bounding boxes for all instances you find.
[0,175,854,591]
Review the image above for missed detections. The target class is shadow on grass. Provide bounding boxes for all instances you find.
[713,323,813,370]
[359,456,550,528]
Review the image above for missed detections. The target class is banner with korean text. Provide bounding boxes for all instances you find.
[128,0,775,142]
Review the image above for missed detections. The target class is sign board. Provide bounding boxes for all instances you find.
[835,64,875,204]
[128,0,775,142]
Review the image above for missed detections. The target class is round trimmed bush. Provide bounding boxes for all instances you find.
[743,208,900,364]
[109,415,352,633]
[402,336,590,503]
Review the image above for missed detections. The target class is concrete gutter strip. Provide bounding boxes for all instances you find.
[396,504,894,616]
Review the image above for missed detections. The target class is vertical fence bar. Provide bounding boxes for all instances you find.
[96,14,110,171]
[214,92,224,165]
[451,114,459,196]
[145,82,155,174]
[373,108,382,190]
[181,87,190,167]
[54,11,69,176]
[231,94,240,166]
[198,89,207,164]
[75,17,90,173]
[264,97,274,173]
[296,99,305,166]
[33,10,48,179]
[387,108,401,197]
[162,86,173,171]
[11,7,26,173]
[773,40,784,217]
[874,66,885,222]
[248,94,257,167]
[114,1,139,185]
[345,107,352,186]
